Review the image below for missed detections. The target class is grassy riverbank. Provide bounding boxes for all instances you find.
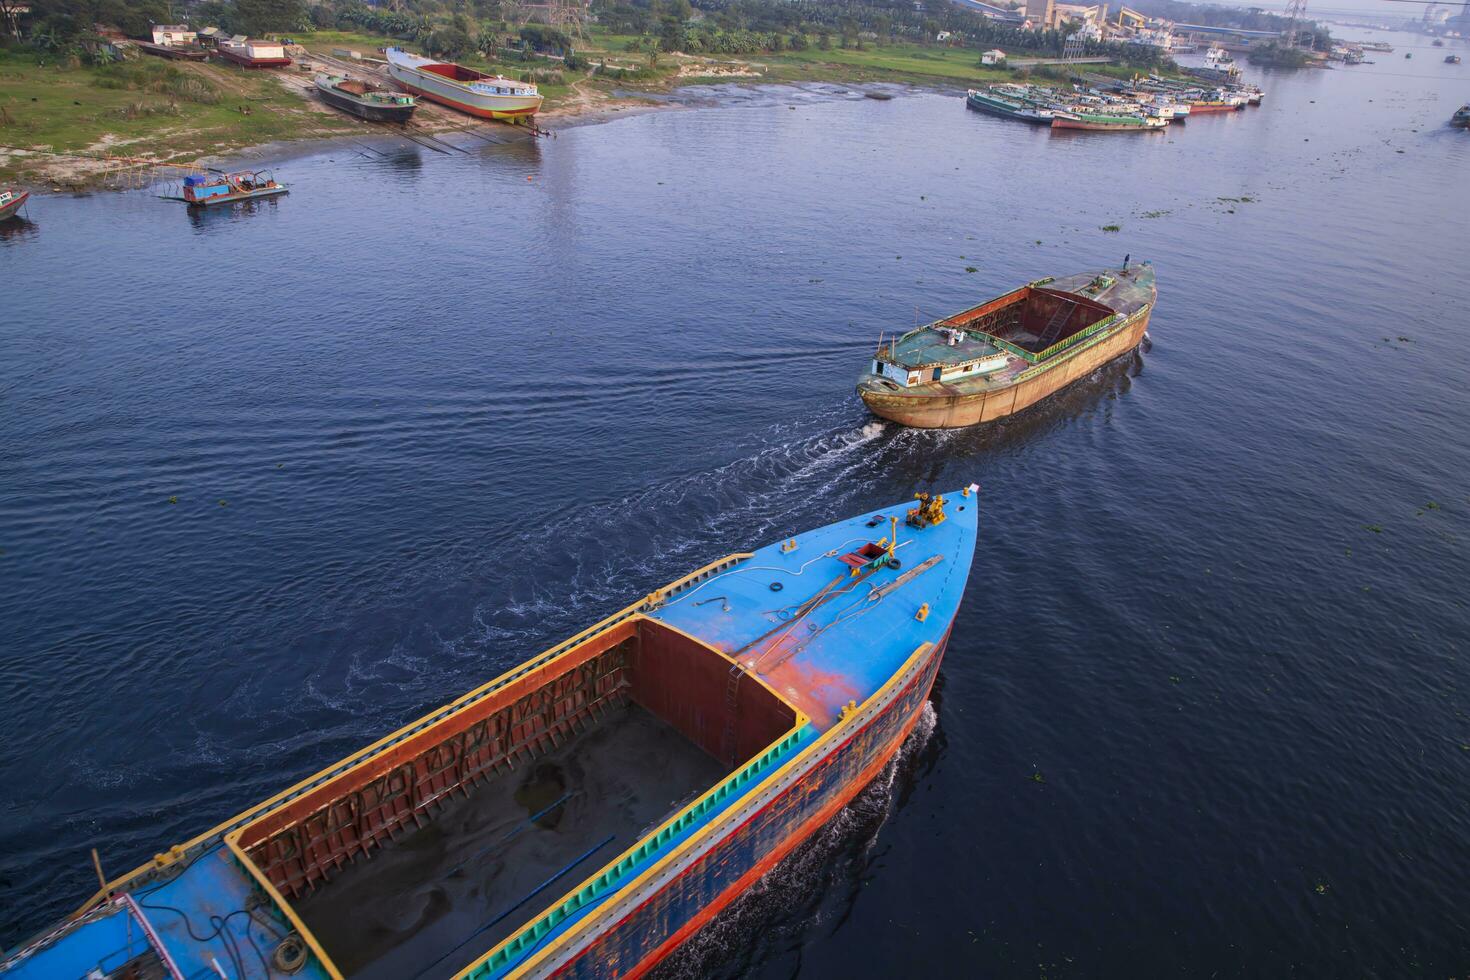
[0,29,1166,187]
[0,50,357,184]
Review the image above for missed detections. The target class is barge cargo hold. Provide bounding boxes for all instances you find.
[385,47,543,119]
[0,494,977,980]
[857,264,1156,428]
[315,74,418,123]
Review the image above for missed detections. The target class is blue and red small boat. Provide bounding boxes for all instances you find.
[166,170,288,207]
[0,491,977,979]
[0,187,28,222]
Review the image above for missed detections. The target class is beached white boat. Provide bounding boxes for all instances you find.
[384,47,543,120]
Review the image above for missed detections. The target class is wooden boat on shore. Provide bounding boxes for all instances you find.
[135,41,211,61]
[1052,110,1166,131]
[966,88,1054,124]
[314,74,417,123]
[167,170,288,207]
[0,495,977,980]
[858,263,1157,428]
[0,187,28,221]
[385,47,542,119]
[216,36,292,68]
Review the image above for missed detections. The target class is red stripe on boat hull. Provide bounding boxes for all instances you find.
[549,621,953,978]
[393,79,540,120]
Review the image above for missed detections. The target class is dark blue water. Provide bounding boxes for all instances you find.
[4,36,1469,977]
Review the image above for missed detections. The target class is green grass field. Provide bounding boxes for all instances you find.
[0,51,355,181]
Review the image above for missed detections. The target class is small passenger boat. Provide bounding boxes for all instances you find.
[857,262,1157,428]
[0,187,29,221]
[0,495,977,979]
[1452,104,1470,127]
[170,170,288,207]
[1446,54,1462,64]
[314,74,417,123]
[385,47,543,119]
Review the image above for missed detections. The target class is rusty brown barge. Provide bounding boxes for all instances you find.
[857,262,1156,428]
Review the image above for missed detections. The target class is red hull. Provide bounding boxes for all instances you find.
[0,191,28,221]
[392,78,539,119]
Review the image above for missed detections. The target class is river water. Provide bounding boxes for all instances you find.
[3,34,1469,977]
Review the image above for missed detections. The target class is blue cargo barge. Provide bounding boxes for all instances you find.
[1,492,978,979]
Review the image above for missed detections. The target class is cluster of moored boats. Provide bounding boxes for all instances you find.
[967,77,1263,132]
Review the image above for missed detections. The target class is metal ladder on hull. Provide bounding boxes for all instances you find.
[1035,300,1076,349]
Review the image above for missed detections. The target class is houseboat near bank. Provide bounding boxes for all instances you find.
[858,263,1157,428]
[0,494,976,980]
[167,170,288,207]
[385,47,543,119]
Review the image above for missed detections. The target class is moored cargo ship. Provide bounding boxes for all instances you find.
[1051,110,1167,131]
[857,263,1156,428]
[315,74,418,123]
[0,494,977,980]
[966,88,1054,124]
[385,47,543,119]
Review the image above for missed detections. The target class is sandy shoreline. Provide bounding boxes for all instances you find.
[4,79,926,193]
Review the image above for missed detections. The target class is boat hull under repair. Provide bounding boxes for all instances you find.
[1,495,975,980]
[385,47,542,120]
[858,265,1156,428]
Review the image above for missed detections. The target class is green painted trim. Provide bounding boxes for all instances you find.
[462,724,814,979]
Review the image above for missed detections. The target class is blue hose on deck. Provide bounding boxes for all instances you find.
[439,791,578,881]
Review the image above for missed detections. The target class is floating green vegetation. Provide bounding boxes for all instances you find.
[965,266,978,273]
[168,495,179,505]
[218,499,229,507]
[1101,224,1122,233]
[1169,675,1181,684]
[1217,196,1255,204]
[1315,882,1329,895]
[1029,771,1045,783]
[1140,209,1171,219]
[1364,524,1383,533]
